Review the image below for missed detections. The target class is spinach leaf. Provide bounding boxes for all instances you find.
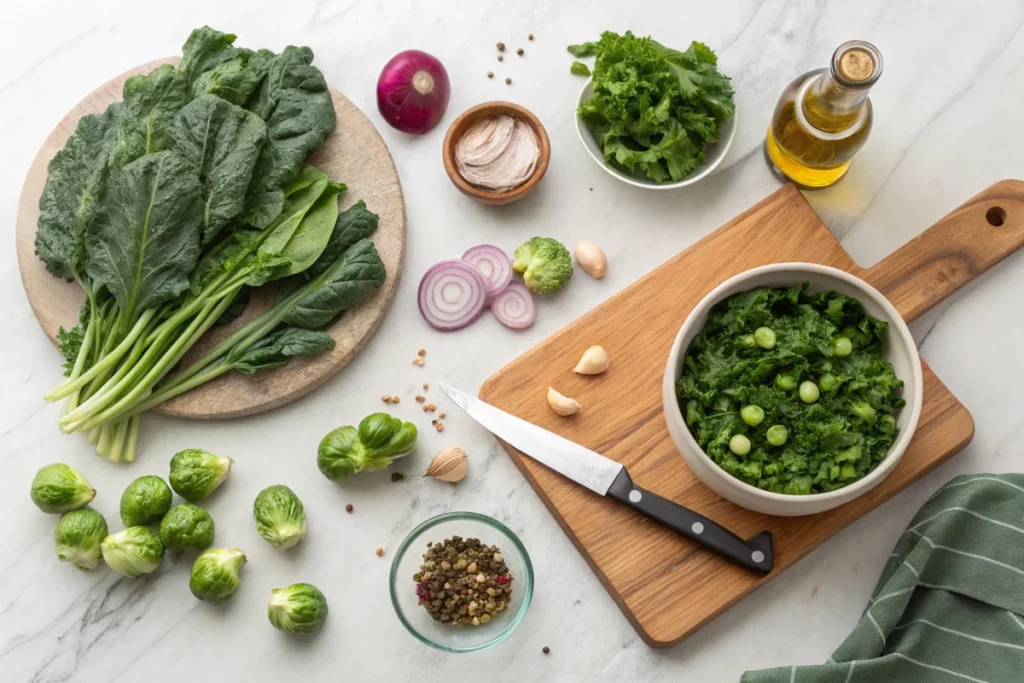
[280,238,386,329]
[36,102,123,280]
[273,181,345,277]
[305,200,379,279]
[193,48,274,105]
[170,95,267,243]
[85,151,203,323]
[254,166,331,269]
[216,286,251,325]
[225,327,334,374]
[242,46,336,228]
[677,284,905,495]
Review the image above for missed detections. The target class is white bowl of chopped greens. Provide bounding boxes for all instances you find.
[662,263,923,516]
[569,33,738,189]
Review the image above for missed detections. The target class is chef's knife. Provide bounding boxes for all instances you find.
[439,382,773,574]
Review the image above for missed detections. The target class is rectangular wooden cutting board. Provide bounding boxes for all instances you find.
[480,180,1024,647]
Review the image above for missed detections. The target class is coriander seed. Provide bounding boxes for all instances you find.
[488,71,494,78]
[528,33,534,40]
[517,48,524,55]
[498,55,504,62]
[505,77,511,84]
[376,546,384,557]
[497,42,505,51]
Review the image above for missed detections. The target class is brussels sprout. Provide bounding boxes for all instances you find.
[101,526,165,577]
[253,486,307,550]
[119,475,172,526]
[190,547,247,605]
[511,237,573,293]
[168,449,233,502]
[30,463,95,514]
[54,508,108,570]
[317,413,417,481]
[160,504,215,551]
[268,583,328,636]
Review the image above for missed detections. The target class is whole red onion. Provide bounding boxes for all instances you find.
[376,49,451,135]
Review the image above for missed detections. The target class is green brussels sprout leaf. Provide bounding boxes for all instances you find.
[101,526,165,577]
[160,503,215,551]
[169,449,232,502]
[268,583,328,636]
[119,475,172,526]
[55,508,108,570]
[190,547,246,605]
[31,463,95,514]
[317,413,417,481]
[253,485,307,550]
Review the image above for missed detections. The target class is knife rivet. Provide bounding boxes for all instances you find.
[691,522,704,535]
[628,490,642,503]
[752,550,766,564]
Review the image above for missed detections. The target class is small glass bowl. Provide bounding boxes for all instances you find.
[389,511,534,653]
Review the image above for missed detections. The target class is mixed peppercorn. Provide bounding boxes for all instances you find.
[413,536,512,626]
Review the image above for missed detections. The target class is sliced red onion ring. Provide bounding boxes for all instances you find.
[462,245,512,302]
[491,282,536,330]
[418,260,488,330]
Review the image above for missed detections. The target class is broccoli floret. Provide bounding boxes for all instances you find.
[512,237,573,293]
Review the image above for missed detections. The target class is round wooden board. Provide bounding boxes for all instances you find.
[16,58,406,420]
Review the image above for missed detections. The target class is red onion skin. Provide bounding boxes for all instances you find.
[377,50,451,135]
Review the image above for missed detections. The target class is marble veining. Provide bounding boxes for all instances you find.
[2,1,1024,681]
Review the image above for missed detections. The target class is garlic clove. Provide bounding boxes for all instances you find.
[575,241,607,279]
[424,446,469,483]
[574,345,609,375]
[547,387,580,416]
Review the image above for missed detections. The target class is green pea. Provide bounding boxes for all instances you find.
[766,425,788,446]
[729,434,751,456]
[737,334,756,349]
[775,374,797,390]
[819,373,838,391]
[753,327,776,349]
[833,337,853,357]
[740,405,765,426]
[799,380,820,403]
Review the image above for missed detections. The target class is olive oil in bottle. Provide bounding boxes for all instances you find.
[764,41,882,188]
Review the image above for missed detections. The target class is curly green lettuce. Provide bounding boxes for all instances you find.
[568,31,734,183]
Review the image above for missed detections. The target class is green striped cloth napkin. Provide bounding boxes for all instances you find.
[742,474,1024,683]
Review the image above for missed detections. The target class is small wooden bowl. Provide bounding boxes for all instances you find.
[442,101,550,205]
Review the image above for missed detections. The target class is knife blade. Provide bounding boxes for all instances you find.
[439,382,774,574]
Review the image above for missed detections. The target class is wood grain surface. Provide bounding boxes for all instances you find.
[16,58,406,420]
[480,180,1024,647]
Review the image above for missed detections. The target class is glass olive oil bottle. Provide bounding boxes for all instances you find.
[764,41,882,188]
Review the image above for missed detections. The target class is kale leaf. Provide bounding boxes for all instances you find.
[568,31,734,183]
[85,151,203,322]
[36,102,123,280]
[242,46,337,228]
[193,48,275,105]
[677,284,905,495]
[280,238,386,329]
[170,95,267,243]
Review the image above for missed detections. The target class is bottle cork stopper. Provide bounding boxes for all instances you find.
[838,48,875,83]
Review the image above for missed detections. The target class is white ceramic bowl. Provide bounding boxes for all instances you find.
[574,78,737,189]
[662,263,923,516]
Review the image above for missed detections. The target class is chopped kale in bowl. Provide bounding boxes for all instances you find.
[676,283,906,495]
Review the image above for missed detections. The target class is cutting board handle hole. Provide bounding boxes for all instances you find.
[986,206,1007,227]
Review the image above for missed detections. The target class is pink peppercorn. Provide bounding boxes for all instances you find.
[497,576,507,584]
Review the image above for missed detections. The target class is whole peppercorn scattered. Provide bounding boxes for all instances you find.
[413,536,513,626]
[528,33,534,40]
[543,646,550,654]
[487,71,494,78]
[497,42,505,51]
[345,504,353,513]
[497,55,503,62]
[391,472,405,482]
[505,77,512,85]
[517,48,524,56]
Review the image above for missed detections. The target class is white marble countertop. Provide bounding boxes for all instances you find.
[3,1,1024,681]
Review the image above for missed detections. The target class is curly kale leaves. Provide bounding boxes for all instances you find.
[36,102,123,281]
[677,284,905,495]
[243,46,337,228]
[568,31,734,183]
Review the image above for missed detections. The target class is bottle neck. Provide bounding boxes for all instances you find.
[801,72,871,133]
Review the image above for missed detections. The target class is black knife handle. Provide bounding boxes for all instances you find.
[607,469,773,574]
